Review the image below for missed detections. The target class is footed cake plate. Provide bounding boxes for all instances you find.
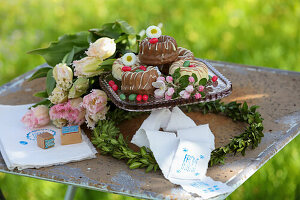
[99,58,232,112]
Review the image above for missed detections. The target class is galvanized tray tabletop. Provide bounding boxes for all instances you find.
[0,60,299,200]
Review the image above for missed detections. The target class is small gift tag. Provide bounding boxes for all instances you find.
[168,139,211,180]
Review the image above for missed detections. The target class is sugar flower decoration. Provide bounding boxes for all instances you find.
[121,53,137,66]
[22,105,50,128]
[86,37,116,60]
[146,25,162,38]
[53,63,73,90]
[152,80,166,99]
[179,90,191,99]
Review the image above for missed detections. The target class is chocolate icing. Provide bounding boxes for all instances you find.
[139,35,179,65]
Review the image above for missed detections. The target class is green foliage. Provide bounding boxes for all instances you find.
[91,120,158,172]
[46,69,56,96]
[28,67,52,81]
[28,32,90,67]
[91,100,264,172]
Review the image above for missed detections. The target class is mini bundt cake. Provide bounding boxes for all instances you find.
[175,47,194,61]
[112,57,140,80]
[139,35,179,65]
[121,67,159,95]
[169,60,209,85]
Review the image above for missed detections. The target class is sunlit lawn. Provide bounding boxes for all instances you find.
[0,0,299,199]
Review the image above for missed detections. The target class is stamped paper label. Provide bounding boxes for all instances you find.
[168,139,211,180]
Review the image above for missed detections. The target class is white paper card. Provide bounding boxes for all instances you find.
[131,108,171,148]
[164,107,196,132]
[168,139,211,180]
[177,124,215,151]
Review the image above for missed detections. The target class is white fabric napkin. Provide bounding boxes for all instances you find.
[131,107,233,199]
[0,104,97,170]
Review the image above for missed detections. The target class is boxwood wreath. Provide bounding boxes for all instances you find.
[91,100,264,172]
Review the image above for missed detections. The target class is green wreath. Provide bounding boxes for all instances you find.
[91,100,264,172]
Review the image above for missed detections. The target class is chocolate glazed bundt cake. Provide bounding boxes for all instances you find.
[139,35,179,65]
[121,67,159,95]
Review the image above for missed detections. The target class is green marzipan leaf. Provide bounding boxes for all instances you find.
[192,73,198,83]
[28,32,90,66]
[199,78,207,86]
[28,67,52,81]
[34,90,48,98]
[179,75,190,88]
[46,69,56,96]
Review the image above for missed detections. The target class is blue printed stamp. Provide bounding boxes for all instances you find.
[62,126,79,134]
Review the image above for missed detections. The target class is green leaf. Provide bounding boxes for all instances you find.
[172,68,181,80]
[199,78,207,86]
[28,67,52,81]
[28,32,90,66]
[146,164,154,173]
[129,162,142,169]
[34,90,48,98]
[179,75,189,88]
[30,99,52,108]
[46,69,56,96]
[97,59,116,71]
[192,73,198,83]
[200,92,206,98]
[89,23,122,40]
[116,19,135,35]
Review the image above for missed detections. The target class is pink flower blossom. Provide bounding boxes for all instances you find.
[185,85,194,93]
[188,76,195,83]
[157,76,165,82]
[166,87,175,96]
[82,89,109,128]
[49,98,85,128]
[194,93,202,99]
[166,76,173,83]
[179,90,191,99]
[22,105,50,128]
[198,85,204,92]
[165,93,172,100]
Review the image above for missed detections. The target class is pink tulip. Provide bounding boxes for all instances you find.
[22,105,50,128]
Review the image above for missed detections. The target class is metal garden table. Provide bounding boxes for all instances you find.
[0,60,299,200]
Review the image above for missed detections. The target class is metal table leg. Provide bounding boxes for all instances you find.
[64,185,77,200]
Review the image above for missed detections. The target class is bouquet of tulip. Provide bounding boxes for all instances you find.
[23,20,141,129]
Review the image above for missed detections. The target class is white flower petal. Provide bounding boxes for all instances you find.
[122,53,137,66]
[146,25,162,38]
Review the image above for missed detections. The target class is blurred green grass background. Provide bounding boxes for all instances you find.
[0,0,299,199]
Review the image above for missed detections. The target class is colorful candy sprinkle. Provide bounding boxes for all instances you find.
[108,80,115,87]
[189,65,195,68]
[212,76,218,82]
[149,38,158,44]
[119,94,126,101]
[142,95,149,101]
[139,66,147,71]
[183,61,190,67]
[135,69,144,72]
[122,66,132,72]
[136,94,142,101]
[129,94,137,101]
[112,84,118,91]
